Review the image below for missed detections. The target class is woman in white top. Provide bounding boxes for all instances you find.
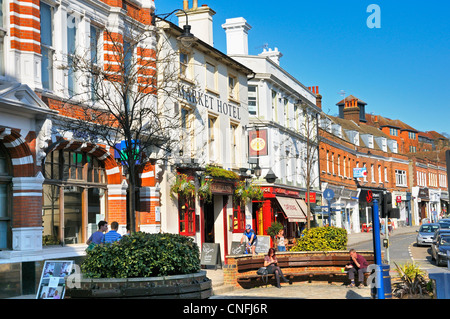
[276,229,286,252]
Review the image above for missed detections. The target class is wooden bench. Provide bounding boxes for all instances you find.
[236,253,375,288]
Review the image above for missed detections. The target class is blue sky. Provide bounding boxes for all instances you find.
[155,1,450,135]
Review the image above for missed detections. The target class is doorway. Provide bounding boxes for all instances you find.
[204,197,215,243]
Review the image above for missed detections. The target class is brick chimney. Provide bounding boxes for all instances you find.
[343,98,360,123]
[308,86,322,109]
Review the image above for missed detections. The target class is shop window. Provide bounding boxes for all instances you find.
[43,149,107,244]
[178,194,195,236]
[232,201,245,233]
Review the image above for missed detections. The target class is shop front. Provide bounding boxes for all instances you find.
[392,191,412,226]
[441,191,449,218]
[321,184,359,232]
[257,186,313,244]
[417,187,430,223]
[171,167,243,264]
[358,188,384,232]
[429,188,442,223]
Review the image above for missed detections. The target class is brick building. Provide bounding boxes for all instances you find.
[323,94,449,230]
[319,95,412,231]
[0,0,161,297]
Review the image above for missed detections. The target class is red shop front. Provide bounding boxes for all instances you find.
[254,186,311,241]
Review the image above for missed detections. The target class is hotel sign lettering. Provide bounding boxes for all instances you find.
[178,84,242,120]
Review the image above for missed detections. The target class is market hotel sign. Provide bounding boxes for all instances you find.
[178,84,242,120]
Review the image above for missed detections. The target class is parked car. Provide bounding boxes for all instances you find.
[416,223,440,246]
[431,234,450,266]
[439,218,450,224]
[431,229,450,259]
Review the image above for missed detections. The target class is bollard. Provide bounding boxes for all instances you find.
[428,269,450,299]
[370,264,392,299]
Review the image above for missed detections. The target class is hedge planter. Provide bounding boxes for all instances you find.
[65,271,212,299]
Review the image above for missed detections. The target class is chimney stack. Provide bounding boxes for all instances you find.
[177,1,216,46]
[259,47,283,65]
[343,98,360,123]
[222,17,252,55]
[308,86,322,108]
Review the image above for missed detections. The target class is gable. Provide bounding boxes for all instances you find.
[0,80,56,117]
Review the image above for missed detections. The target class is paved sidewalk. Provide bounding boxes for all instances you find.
[7,226,419,299]
[209,225,420,298]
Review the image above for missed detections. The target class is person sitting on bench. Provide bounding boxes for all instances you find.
[345,249,369,288]
[264,248,290,288]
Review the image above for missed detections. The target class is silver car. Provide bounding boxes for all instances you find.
[416,223,440,246]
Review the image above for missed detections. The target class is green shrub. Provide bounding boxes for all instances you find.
[205,165,239,180]
[81,232,201,278]
[290,226,347,251]
[266,222,283,238]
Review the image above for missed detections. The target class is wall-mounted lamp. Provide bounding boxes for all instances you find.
[264,169,277,183]
[253,164,262,178]
[152,9,196,48]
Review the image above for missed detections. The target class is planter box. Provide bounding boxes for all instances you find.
[65,271,212,299]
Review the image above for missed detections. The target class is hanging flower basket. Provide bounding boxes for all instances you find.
[198,178,212,203]
[170,174,195,198]
[234,181,264,205]
[247,184,264,201]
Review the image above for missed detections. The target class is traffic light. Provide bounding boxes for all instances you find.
[381,193,392,218]
[388,207,400,219]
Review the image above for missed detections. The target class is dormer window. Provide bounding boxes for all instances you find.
[361,134,374,148]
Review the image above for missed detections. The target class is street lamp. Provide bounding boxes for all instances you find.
[152,9,196,48]
[264,169,277,183]
[253,163,262,178]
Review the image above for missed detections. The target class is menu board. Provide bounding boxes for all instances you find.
[36,260,74,299]
[255,235,271,254]
[229,241,245,255]
[200,243,222,269]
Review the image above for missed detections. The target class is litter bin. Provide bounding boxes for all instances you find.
[428,269,450,299]
[370,264,392,299]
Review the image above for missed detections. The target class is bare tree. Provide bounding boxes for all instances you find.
[299,102,322,229]
[52,18,183,233]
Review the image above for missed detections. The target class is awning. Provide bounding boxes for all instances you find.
[295,199,314,221]
[275,196,306,222]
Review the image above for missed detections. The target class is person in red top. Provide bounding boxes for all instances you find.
[345,249,369,288]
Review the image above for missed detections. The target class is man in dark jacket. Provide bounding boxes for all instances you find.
[345,249,369,288]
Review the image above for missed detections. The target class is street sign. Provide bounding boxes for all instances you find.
[323,188,335,201]
[353,167,367,178]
